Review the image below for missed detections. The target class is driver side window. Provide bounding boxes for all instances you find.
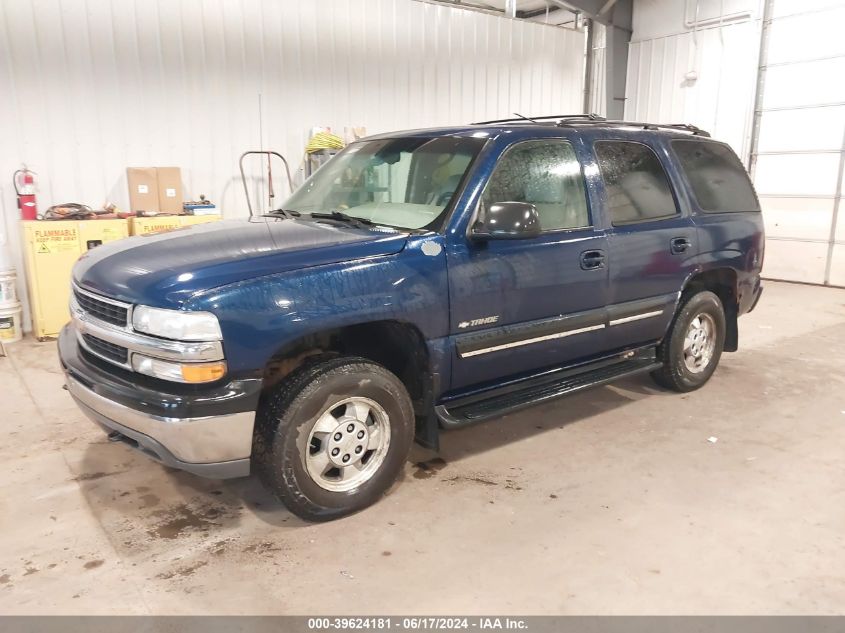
[481,140,590,231]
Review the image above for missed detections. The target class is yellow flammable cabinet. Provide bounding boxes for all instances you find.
[21,219,129,339]
[129,216,182,235]
[178,214,222,228]
[77,218,130,250]
[129,214,222,235]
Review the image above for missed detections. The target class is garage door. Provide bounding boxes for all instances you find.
[751,0,845,286]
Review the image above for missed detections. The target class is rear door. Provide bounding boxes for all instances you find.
[446,137,611,392]
[592,139,698,349]
[669,139,765,314]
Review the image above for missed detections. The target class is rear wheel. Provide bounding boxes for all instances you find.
[651,290,726,392]
[253,356,414,522]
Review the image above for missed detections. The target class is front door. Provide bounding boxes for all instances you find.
[446,138,611,392]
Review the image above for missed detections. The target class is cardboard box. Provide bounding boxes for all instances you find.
[156,167,183,213]
[127,167,160,213]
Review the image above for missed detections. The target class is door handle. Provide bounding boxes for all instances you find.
[580,249,606,270]
[671,237,692,254]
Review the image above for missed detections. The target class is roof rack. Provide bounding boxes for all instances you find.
[472,113,606,125]
[471,113,711,137]
[555,118,711,137]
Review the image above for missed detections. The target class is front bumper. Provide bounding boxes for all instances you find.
[60,323,261,479]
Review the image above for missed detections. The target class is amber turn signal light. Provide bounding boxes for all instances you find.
[180,361,227,383]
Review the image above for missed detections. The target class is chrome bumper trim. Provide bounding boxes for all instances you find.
[66,373,254,464]
[70,294,224,366]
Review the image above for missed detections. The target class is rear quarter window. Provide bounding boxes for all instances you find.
[594,140,679,226]
[671,140,761,213]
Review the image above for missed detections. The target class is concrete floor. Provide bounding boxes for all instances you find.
[1,280,844,615]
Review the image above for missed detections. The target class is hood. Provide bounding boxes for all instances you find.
[73,217,408,308]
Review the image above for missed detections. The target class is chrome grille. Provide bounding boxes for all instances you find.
[70,284,224,371]
[82,334,129,364]
[73,288,129,327]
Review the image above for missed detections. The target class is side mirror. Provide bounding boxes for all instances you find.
[471,202,541,240]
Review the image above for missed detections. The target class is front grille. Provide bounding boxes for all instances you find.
[82,333,128,364]
[74,289,128,326]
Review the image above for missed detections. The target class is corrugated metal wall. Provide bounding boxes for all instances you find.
[624,0,845,287]
[0,0,585,330]
[624,4,761,157]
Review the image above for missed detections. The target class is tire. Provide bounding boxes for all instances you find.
[253,356,414,522]
[651,290,726,393]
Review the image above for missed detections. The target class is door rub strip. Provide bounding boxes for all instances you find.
[459,324,606,358]
[608,309,664,326]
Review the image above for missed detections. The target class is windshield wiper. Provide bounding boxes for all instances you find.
[262,208,301,219]
[309,210,375,228]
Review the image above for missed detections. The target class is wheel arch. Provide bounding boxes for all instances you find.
[680,267,739,352]
[260,319,438,447]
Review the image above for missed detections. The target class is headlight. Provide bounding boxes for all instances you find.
[132,354,227,383]
[132,305,222,341]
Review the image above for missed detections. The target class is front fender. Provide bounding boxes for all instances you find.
[187,235,449,377]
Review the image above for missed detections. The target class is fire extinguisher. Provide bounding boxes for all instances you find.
[14,167,38,220]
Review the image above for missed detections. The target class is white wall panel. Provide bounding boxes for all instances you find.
[829,244,845,286]
[757,106,845,153]
[754,154,842,197]
[763,240,829,284]
[632,0,757,41]
[0,0,586,330]
[838,160,845,243]
[625,18,760,157]
[761,197,835,241]
[761,57,845,110]
[753,1,845,285]
[626,0,845,287]
[765,5,845,64]
[771,0,845,19]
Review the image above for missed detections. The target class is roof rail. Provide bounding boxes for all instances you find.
[471,113,606,125]
[554,119,711,136]
[470,114,711,137]
[667,123,711,136]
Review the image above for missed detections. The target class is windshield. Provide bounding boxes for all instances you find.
[282,136,486,230]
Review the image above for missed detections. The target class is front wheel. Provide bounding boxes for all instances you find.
[253,356,414,522]
[651,290,726,392]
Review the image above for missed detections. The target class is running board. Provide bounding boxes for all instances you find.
[436,349,662,428]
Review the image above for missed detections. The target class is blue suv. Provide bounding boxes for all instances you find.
[60,116,765,521]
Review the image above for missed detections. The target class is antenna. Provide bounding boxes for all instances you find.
[513,112,538,123]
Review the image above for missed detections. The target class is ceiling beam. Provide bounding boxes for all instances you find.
[518,5,561,19]
[547,0,631,30]
[598,0,618,15]
[561,0,631,120]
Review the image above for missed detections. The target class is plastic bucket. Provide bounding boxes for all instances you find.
[0,302,23,343]
[0,269,17,306]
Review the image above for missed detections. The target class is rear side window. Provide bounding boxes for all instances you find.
[671,140,761,213]
[594,141,679,225]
